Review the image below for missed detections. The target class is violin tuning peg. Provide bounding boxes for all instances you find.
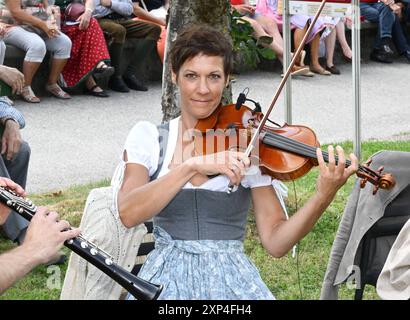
[373,185,379,195]
[364,158,373,167]
[360,178,367,189]
[377,166,384,174]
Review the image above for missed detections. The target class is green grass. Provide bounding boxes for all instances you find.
[1,140,409,300]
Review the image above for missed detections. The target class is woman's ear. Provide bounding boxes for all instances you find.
[172,71,177,84]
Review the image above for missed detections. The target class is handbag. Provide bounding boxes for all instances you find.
[20,5,56,36]
[64,2,85,22]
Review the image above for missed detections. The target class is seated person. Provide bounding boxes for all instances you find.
[132,0,167,26]
[0,48,30,247]
[232,0,310,76]
[360,0,398,63]
[52,0,114,97]
[0,177,80,294]
[390,0,410,62]
[256,0,335,76]
[116,25,358,300]
[132,0,168,63]
[1,0,72,103]
[94,0,161,92]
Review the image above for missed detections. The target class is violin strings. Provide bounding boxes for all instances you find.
[262,131,377,177]
[262,131,379,177]
[262,131,371,174]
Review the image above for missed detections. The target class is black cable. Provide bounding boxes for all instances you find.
[292,180,303,300]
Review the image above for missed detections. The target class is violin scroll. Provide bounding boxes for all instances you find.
[357,159,396,194]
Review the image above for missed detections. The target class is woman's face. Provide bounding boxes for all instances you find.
[173,54,227,121]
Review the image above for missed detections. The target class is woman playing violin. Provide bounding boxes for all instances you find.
[114,24,359,300]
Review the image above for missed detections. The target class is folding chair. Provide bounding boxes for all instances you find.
[354,184,410,300]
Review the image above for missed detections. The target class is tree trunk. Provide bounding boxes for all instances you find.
[161,0,232,123]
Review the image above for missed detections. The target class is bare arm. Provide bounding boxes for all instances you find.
[132,2,165,26]
[5,0,56,37]
[76,0,95,30]
[6,0,47,29]
[118,159,197,228]
[118,150,249,228]
[0,207,80,294]
[252,145,358,258]
[0,65,24,95]
[0,241,43,294]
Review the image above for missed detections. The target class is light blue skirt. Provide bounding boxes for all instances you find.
[127,226,275,300]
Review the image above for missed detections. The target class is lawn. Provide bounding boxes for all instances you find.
[1,139,409,300]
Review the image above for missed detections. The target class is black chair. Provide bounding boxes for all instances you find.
[354,184,410,300]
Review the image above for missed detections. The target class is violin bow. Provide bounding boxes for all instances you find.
[228,0,328,193]
[246,0,327,157]
[230,0,396,195]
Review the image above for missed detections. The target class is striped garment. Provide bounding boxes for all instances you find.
[0,96,25,128]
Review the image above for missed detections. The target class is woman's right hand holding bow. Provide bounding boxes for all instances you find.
[186,150,251,186]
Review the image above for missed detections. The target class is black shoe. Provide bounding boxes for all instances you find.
[325,65,341,75]
[370,49,393,63]
[93,66,115,81]
[123,75,148,91]
[108,76,130,93]
[402,50,410,63]
[86,84,110,98]
[380,43,394,56]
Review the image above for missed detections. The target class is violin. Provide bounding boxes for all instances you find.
[192,0,395,194]
[191,0,394,194]
[193,103,396,195]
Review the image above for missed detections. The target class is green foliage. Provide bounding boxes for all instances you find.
[230,10,275,71]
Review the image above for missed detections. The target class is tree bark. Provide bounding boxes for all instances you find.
[161,0,232,123]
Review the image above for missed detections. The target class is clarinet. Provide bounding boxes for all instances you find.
[0,186,162,300]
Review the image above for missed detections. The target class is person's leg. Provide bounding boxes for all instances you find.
[120,19,161,91]
[391,14,410,57]
[255,15,284,60]
[325,28,336,67]
[85,76,109,97]
[360,3,383,49]
[377,3,396,48]
[310,33,331,75]
[43,33,72,98]
[0,141,30,244]
[98,19,129,92]
[3,27,46,102]
[336,20,352,60]
[293,25,307,64]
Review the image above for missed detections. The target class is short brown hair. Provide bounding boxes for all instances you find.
[170,25,233,77]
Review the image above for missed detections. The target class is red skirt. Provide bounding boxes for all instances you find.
[61,17,110,88]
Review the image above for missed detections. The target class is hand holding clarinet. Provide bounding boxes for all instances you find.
[0,177,162,299]
[0,177,81,294]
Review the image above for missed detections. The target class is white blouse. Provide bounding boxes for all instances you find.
[110,117,292,255]
[113,117,278,192]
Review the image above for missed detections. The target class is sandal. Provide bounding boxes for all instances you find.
[46,83,71,99]
[21,86,40,103]
[310,66,331,76]
[87,84,109,98]
[94,62,115,80]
